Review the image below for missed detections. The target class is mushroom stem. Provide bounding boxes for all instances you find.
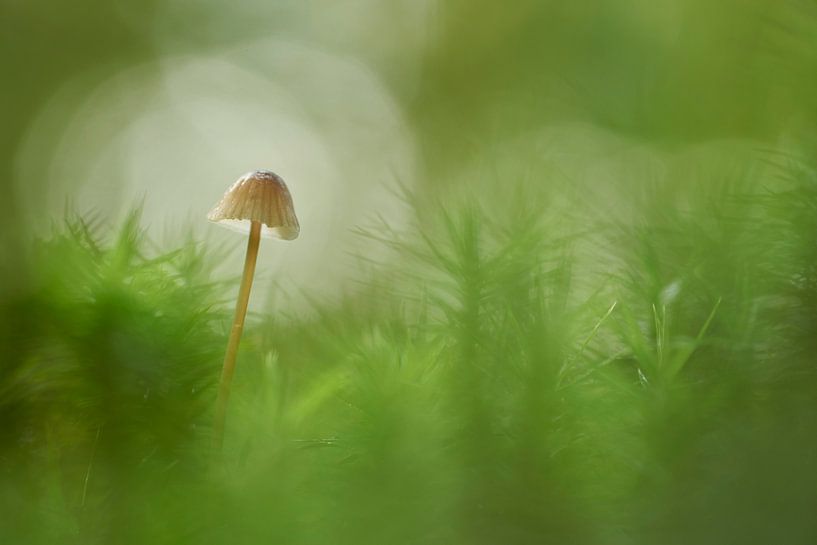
[213,220,262,450]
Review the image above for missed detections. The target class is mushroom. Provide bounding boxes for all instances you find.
[207,170,299,449]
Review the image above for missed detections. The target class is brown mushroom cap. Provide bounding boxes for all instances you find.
[207,170,300,240]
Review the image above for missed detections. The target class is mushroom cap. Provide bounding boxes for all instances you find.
[207,170,300,240]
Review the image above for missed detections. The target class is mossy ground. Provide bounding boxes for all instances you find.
[2,155,816,544]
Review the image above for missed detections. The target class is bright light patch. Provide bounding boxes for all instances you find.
[17,39,416,312]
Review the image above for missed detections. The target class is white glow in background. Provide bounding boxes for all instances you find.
[17,39,417,313]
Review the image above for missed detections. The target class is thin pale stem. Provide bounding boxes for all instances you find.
[213,220,262,451]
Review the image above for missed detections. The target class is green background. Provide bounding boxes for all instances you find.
[2,1,817,543]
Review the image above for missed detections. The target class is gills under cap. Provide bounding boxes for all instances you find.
[207,170,300,240]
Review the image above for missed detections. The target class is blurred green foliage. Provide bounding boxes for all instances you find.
[3,162,817,543]
[3,0,817,543]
